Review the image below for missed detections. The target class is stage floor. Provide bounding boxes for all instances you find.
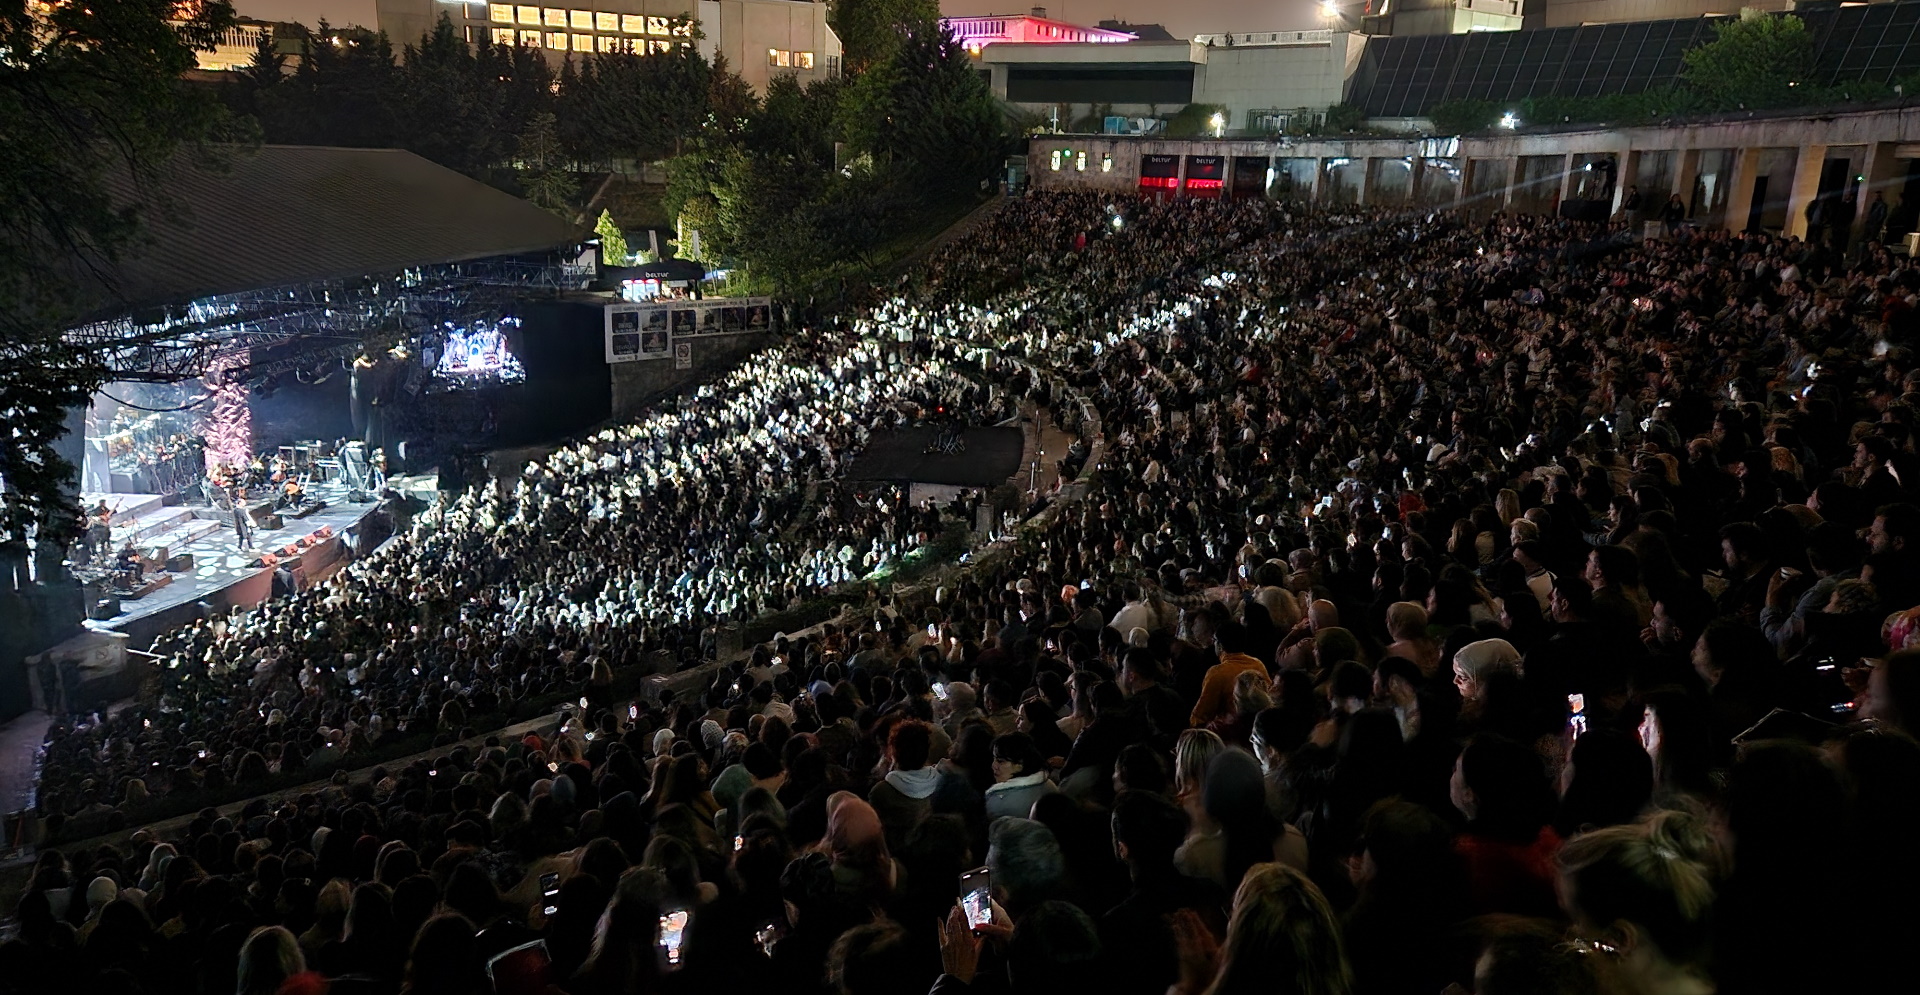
[846,425,1024,487]
[77,479,388,646]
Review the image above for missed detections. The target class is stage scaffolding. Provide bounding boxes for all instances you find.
[64,258,592,385]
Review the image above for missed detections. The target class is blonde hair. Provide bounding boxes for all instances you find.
[1557,809,1721,967]
[1204,863,1352,995]
[236,925,305,995]
[1232,671,1274,718]
[1173,729,1226,799]
[1384,601,1428,642]
[1495,488,1522,525]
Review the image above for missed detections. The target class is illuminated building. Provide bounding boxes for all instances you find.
[371,0,841,92]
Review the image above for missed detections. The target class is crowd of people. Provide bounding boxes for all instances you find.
[13,189,1920,995]
[34,334,1008,838]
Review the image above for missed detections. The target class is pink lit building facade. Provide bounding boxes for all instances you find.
[941,9,1135,51]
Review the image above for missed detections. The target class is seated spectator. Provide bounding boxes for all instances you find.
[985,733,1057,822]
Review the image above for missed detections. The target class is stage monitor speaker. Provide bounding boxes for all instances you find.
[247,501,277,524]
[256,512,283,531]
[88,597,122,620]
[166,553,194,571]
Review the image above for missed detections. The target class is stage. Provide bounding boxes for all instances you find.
[73,475,431,649]
[846,426,1025,488]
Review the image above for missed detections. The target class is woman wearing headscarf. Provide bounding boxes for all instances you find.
[818,791,898,907]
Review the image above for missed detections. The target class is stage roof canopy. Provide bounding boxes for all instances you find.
[61,145,591,382]
[81,145,583,317]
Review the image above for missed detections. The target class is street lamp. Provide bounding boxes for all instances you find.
[1499,111,1520,129]
[1209,112,1225,137]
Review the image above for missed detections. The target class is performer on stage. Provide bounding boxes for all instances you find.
[231,502,253,550]
[115,540,144,585]
[276,477,307,511]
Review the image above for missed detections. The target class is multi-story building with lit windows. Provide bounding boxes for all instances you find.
[372,0,840,91]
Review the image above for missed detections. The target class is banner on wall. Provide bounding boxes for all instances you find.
[668,297,774,338]
[605,304,672,363]
[606,297,776,364]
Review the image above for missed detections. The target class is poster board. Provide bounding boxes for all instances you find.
[606,297,775,364]
[605,304,672,363]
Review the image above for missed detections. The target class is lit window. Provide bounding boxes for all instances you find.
[464,25,476,41]
[768,48,788,66]
[573,32,592,49]
[671,19,692,36]
[1076,151,1087,172]
[595,11,616,30]
[543,8,565,27]
[621,13,643,32]
[649,39,671,54]
[1101,154,1113,173]
[516,5,539,24]
[569,9,590,28]
[646,15,668,35]
[492,27,515,43]
[795,51,814,69]
[1049,150,1061,171]
[519,28,541,45]
[489,3,512,22]
[545,30,565,48]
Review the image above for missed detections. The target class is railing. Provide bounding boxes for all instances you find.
[1193,29,1335,47]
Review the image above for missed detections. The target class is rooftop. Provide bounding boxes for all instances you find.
[76,145,584,320]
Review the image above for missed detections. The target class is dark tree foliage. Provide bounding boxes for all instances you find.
[671,17,1008,291]
[1,0,243,550]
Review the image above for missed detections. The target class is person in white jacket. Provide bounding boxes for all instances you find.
[984,732,1057,822]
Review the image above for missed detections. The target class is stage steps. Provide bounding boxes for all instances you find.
[80,492,165,521]
[125,507,197,544]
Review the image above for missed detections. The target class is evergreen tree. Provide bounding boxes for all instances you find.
[241,28,285,91]
[401,15,484,174]
[518,112,577,214]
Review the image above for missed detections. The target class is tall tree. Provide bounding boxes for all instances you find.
[567,47,713,166]
[837,18,1005,195]
[828,0,939,76]
[400,15,484,174]
[518,111,577,213]
[1682,13,1816,110]
[0,0,242,553]
[241,27,286,91]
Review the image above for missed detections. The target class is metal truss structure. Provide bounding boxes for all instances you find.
[64,257,593,385]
